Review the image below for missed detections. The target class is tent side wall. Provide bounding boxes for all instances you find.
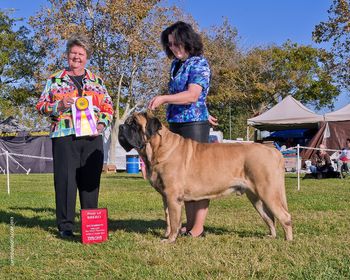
[0,136,53,173]
[324,121,350,149]
[300,122,326,161]
[300,121,350,160]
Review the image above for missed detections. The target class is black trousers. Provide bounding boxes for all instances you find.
[52,135,104,231]
[169,121,210,143]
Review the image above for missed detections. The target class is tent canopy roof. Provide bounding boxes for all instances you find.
[324,103,350,122]
[247,95,325,130]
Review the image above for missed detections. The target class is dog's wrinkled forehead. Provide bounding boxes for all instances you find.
[124,112,161,139]
[125,113,147,130]
[135,113,148,129]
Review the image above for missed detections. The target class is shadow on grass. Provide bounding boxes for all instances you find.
[9,206,55,214]
[0,208,82,243]
[108,218,266,239]
[0,208,56,230]
[0,208,267,240]
[109,218,165,236]
[112,175,144,180]
[302,172,342,180]
[200,226,266,239]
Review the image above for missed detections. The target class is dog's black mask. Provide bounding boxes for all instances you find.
[118,113,162,152]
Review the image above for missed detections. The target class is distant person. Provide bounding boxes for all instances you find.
[310,144,333,178]
[140,157,147,179]
[285,138,295,148]
[339,138,350,173]
[36,35,113,238]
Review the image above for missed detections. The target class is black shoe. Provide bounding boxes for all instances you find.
[183,230,206,238]
[179,227,188,236]
[59,230,74,238]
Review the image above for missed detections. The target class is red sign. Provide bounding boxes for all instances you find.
[81,208,108,244]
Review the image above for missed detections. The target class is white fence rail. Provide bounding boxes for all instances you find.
[0,148,53,195]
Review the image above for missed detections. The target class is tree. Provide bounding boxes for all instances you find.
[268,42,339,110]
[30,0,182,167]
[204,21,340,139]
[313,0,350,89]
[0,10,44,126]
[201,20,245,139]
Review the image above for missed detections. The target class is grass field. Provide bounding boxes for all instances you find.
[0,172,349,279]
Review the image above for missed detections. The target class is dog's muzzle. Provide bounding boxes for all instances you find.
[118,124,134,152]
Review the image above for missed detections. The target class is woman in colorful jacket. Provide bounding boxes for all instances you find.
[36,34,113,238]
[149,21,217,237]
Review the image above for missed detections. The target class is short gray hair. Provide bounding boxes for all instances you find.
[66,34,92,58]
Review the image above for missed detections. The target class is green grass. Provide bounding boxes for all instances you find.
[0,173,350,279]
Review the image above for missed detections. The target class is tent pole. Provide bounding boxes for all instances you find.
[6,151,10,195]
[297,144,300,191]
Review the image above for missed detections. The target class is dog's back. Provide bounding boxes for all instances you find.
[181,141,284,193]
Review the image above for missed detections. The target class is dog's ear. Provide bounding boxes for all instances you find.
[145,114,162,139]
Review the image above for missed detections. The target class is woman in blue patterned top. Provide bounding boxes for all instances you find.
[149,21,217,237]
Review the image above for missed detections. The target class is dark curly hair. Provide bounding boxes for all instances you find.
[161,21,203,59]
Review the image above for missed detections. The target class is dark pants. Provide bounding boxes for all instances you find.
[52,135,104,231]
[169,121,210,143]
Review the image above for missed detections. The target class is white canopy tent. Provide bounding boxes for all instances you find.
[324,103,350,122]
[247,95,325,131]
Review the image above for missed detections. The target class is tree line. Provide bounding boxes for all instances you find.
[0,0,348,163]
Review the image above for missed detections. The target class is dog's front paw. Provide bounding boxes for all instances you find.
[164,229,171,238]
[161,236,177,243]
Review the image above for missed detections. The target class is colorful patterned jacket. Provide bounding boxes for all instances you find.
[166,56,211,123]
[36,69,114,138]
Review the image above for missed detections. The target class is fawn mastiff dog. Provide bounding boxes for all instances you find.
[118,112,293,243]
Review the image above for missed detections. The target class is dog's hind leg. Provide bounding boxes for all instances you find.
[246,190,276,238]
[260,193,293,241]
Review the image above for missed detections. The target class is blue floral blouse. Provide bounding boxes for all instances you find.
[166,56,211,123]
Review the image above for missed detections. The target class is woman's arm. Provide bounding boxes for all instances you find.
[148,83,201,110]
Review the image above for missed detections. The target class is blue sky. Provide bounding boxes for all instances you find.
[1,0,332,48]
[1,0,347,111]
[172,0,332,49]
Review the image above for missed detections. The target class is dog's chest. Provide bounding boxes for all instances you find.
[149,172,165,195]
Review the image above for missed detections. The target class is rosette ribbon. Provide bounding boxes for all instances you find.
[74,97,97,136]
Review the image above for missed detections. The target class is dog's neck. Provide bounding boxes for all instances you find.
[149,126,183,161]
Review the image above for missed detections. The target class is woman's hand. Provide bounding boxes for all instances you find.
[148,95,166,110]
[208,115,218,126]
[97,123,105,134]
[58,96,75,111]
